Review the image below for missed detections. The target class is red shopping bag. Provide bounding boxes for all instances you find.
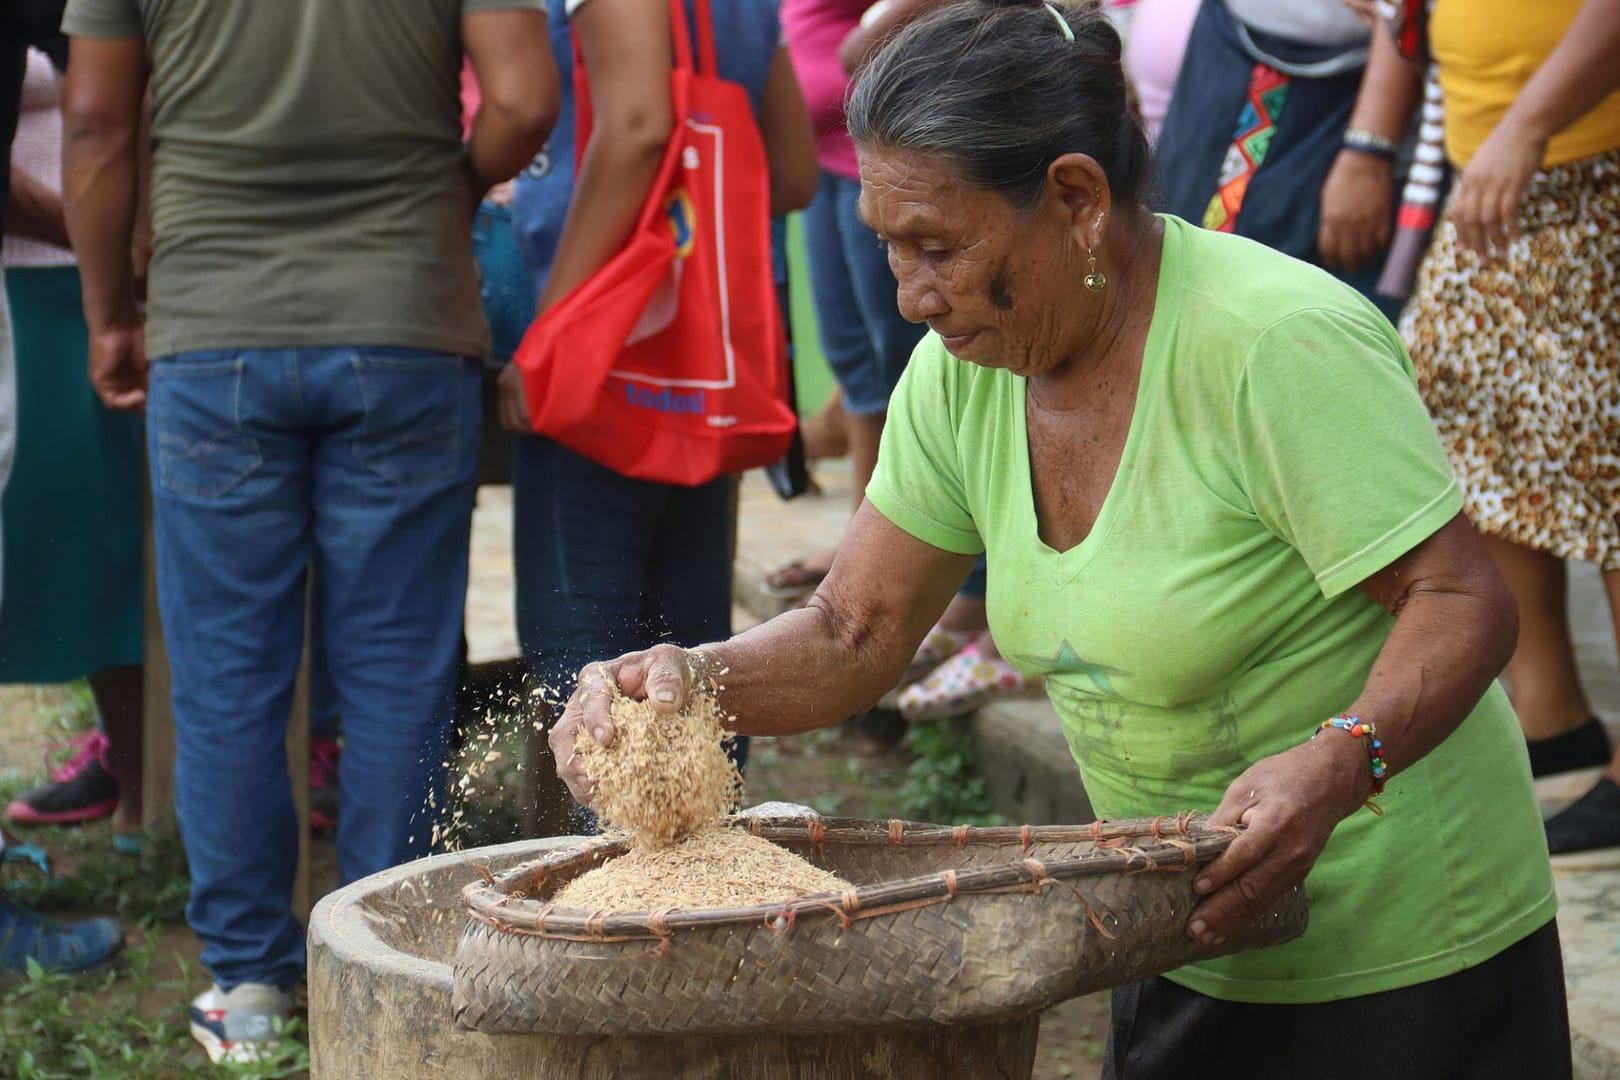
[511,0,794,486]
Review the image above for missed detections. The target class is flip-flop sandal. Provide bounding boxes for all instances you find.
[897,638,1045,722]
[762,558,832,598]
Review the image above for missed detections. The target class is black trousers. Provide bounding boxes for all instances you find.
[1102,920,1571,1080]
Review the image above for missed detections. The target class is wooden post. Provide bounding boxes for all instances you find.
[139,488,174,831]
[288,589,312,921]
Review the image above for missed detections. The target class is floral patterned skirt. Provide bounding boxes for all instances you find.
[1402,148,1620,569]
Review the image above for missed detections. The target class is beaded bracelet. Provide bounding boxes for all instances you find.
[1314,714,1389,796]
[1341,128,1400,163]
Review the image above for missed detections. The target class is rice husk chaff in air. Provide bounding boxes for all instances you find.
[564,669,852,910]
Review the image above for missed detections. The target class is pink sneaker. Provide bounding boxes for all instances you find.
[5,730,121,826]
[309,735,341,831]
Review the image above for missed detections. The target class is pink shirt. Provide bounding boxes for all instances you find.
[2,49,74,269]
[1122,0,1200,144]
[780,0,866,180]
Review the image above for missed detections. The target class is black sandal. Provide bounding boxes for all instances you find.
[1545,776,1620,856]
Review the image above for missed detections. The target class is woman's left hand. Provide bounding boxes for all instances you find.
[1448,119,1546,261]
[1317,149,1395,272]
[1184,734,1369,946]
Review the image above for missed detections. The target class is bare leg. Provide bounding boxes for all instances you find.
[1480,534,1592,739]
[846,408,885,514]
[779,408,889,582]
[799,389,848,461]
[1539,563,1620,854]
[87,664,143,832]
[937,595,987,634]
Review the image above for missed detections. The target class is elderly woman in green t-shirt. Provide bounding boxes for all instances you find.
[550,1,1570,1074]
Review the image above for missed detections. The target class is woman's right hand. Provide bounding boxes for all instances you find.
[1449,118,1545,261]
[548,644,699,806]
[496,362,534,433]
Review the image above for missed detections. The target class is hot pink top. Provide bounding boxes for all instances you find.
[780,0,866,180]
[460,58,481,141]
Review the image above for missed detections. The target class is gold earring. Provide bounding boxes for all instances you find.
[1085,250,1107,292]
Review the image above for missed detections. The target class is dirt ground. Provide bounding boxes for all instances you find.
[1,686,1106,1079]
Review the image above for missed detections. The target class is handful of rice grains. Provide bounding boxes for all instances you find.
[555,671,851,912]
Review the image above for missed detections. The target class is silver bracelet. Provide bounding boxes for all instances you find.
[1342,128,1400,161]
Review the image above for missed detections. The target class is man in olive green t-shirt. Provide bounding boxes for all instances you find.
[58,0,558,1063]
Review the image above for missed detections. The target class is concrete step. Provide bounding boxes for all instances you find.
[969,695,1092,826]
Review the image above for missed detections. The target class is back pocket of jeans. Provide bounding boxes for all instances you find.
[349,351,473,487]
[152,356,262,500]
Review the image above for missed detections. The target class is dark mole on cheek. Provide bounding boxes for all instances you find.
[988,269,1014,312]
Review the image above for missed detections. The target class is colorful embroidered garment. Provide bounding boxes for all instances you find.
[1202,64,1290,232]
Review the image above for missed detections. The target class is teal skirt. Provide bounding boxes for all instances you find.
[0,266,143,681]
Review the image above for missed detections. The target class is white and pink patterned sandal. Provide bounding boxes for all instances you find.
[896,636,1045,722]
[900,625,977,688]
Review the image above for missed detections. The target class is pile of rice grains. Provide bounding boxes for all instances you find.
[553,673,850,912]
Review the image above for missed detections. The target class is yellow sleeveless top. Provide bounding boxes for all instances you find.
[1431,0,1620,168]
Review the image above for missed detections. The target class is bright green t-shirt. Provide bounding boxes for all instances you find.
[61,0,541,359]
[866,215,1555,1003]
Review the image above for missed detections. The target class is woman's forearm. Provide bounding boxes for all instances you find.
[700,604,915,737]
[1348,22,1422,145]
[1343,516,1518,779]
[4,168,70,248]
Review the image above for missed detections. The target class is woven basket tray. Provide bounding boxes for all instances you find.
[451,812,1307,1036]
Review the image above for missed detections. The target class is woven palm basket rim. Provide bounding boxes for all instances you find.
[462,810,1238,943]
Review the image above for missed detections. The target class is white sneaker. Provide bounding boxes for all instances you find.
[189,982,294,1064]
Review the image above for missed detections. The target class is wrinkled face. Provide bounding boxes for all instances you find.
[856,146,1080,376]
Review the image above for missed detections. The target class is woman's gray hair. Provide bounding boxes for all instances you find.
[846,0,1151,211]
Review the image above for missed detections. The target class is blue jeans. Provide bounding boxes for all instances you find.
[148,347,480,991]
[802,171,927,416]
[511,435,744,785]
[961,555,988,601]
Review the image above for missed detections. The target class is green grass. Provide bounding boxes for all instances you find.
[899,718,1006,827]
[1,686,304,1076]
[5,826,190,927]
[2,941,308,1079]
